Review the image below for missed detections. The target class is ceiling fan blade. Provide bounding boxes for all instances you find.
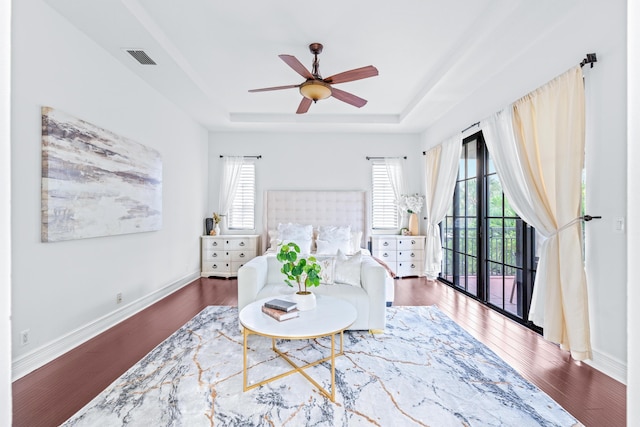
[279,54,314,79]
[324,65,379,84]
[330,87,367,108]
[248,84,300,93]
[296,97,312,114]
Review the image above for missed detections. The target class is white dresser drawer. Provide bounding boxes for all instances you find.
[203,239,224,250]
[397,250,422,262]
[372,250,397,262]
[397,238,425,250]
[372,238,397,251]
[226,238,255,251]
[202,250,229,262]
[230,250,255,262]
[397,261,422,277]
[201,261,232,273]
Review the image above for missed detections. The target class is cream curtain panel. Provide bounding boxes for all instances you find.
[218,156,246,220]
[423,135,462,279]
[383,157,407,212]
[482,66,591,360]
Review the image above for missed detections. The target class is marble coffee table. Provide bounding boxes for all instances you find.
[239,294,357,402]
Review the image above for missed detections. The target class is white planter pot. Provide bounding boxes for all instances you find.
[293,291,316,311]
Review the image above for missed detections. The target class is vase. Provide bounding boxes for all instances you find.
[205,218,214,235]
[214,223,221,236]
[293,291,316,311]
[408,213,419,236]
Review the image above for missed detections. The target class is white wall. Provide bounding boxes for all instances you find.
[421,0,627,381]
[627,0,639,423]
[10,0,209,378]
[208,131,423,239]
[1,0,12,422]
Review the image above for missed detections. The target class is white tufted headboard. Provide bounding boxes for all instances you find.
[263,190,368,253]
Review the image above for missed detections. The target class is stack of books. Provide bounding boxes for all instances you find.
[261,298,299,321]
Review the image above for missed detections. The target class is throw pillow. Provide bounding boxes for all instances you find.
[315,256,336,285]
[334,249,362,287]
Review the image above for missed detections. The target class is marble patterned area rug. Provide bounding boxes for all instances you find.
[62,306,581,427]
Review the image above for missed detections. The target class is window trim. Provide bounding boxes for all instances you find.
[371,160,399,229]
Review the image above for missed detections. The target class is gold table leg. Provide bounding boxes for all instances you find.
[242,329,345,402]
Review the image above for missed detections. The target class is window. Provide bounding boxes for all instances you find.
[227,161,255,230]
[371,161,399,229]
[441,131,538,328]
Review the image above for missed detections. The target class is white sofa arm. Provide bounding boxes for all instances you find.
[360,256,388,331]
[237,256,268,312]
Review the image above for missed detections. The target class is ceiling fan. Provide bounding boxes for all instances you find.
[248,43,379,114]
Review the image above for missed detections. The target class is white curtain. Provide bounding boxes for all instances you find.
[383,157,406,209]
[481,66,591,360]
[218,156,245,225]
[423,135,462,279]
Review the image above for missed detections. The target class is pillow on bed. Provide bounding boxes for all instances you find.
[335,249,362,287]
[316,238,351,255]
[318,225,351,241]
[317,225,351,254]
[349,231,363,253]
[276,223,313,254]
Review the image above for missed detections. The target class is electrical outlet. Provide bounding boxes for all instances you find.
[20,329,30,346]
[116,293,123,304]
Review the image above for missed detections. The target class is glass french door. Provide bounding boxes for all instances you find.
[441,132,538,325]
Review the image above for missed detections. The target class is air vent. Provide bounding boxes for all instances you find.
[125,49,157,65]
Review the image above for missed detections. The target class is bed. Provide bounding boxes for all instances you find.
[237,190,394,331]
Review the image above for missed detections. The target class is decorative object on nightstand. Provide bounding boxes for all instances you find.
[201,235,260,278]
[212,212,221,236]
[205,218,214,235]
[371,235,426,278]
[276,242,322,311]
[397,193,425,236]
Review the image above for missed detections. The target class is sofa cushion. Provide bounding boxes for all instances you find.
[335,250,362,287]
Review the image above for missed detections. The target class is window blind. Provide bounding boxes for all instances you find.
[228,162,255,230]
[371,161,399,229]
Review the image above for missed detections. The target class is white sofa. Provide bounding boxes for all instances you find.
[237,254,390,331]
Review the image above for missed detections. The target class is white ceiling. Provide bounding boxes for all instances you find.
[43,0,585,133]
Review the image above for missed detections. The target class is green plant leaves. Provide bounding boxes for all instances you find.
[276,241,322,292]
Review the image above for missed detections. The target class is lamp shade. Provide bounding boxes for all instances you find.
[299,80,332,101]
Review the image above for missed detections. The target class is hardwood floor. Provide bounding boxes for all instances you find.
[12,277,625,426]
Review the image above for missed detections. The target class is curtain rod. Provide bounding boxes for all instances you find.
[366,156,407,160]
[461,122,480,134]
[580,53,597,68]
[219,155,262,159]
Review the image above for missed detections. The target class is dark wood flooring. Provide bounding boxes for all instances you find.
[12,277,626,426]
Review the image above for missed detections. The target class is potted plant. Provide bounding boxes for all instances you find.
[276,242,322,311]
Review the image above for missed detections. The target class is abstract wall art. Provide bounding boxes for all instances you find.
[41,107,162,242]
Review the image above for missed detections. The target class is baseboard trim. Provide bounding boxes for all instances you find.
[12,272,199,381]
[584,348,627,385]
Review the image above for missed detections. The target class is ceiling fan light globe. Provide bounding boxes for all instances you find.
[299,80,332,102]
